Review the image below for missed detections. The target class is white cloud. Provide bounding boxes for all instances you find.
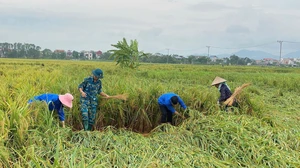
[0,0,300,56]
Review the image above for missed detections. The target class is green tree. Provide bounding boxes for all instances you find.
[72,51,79,59]
[109,38,147,69]
[92,51,97,59]
[36,46,41,51]
[79,52,85,60]
[42,49,52,59]
[28,48,40,59]
[7,50,18,58]
[187,55,196,64]
[215,58,224,64]
[100,51,113,60]
[229,55,239,65]
[196,56,210,64]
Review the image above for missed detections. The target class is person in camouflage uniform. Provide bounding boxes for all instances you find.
[78,68,110,131]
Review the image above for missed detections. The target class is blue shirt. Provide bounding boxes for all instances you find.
[158,93,187,113]
[78,76,102,98]
[28,93,65,121]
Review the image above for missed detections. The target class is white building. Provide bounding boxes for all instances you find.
[209,55,218,62]
[282,58,295,65]
[84,51,93,60]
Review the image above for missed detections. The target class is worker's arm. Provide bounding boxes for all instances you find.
[79,88,86,97]
[174,111,185,119]
[78,78,88,97]
[178,96,187,110]
[58,106,65,128]
[100,91,110,98]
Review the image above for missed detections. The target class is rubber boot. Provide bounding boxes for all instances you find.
[83,120,89,131]
[88,124,93,131]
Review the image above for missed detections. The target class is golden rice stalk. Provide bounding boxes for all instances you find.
[224,83,251,106]
[105,94,128,101]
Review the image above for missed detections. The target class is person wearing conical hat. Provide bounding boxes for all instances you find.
[211,76,237,110]
[28,93,74,128]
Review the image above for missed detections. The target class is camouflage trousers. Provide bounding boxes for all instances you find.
[80,97,98,129]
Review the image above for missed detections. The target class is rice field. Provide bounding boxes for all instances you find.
[0,58,299,167]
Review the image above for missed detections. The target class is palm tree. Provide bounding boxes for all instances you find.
[109,38,148,69]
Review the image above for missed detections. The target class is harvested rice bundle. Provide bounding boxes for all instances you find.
[224,83,251,106]
[104,94,128,101]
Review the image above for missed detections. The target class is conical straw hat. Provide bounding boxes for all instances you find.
[211,76,226,86]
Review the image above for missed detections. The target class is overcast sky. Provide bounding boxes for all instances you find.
[1,0,300,56]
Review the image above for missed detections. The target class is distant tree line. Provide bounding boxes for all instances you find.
[0,42,113,60]
[140,53,255,65]
[0,42,255,65]
[0,42,42,59]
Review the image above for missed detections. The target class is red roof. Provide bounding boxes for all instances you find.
[54,49,65,53]
[96,50,102,55]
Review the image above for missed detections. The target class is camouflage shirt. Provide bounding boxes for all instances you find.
[78,76,102,98]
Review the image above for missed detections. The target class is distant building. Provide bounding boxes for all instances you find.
[66,50,73,59]
[282,58,295,65]
[84,51,93,60]
[172,54,184,59]
[255,60,262,65]
[155,53,163,56]
[96,50,102,59]
[193,55,207,59]
[262,58,279,65]
[292,58,300,63]
[209,55,218,62]
[54,49,66,53]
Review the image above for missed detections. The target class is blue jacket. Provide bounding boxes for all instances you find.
[218,83,232,102]
[78,76,102,98]
[28,93,65,121]
[158,93,187,113]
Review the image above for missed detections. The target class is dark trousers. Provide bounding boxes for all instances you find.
[159,105,173,124]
